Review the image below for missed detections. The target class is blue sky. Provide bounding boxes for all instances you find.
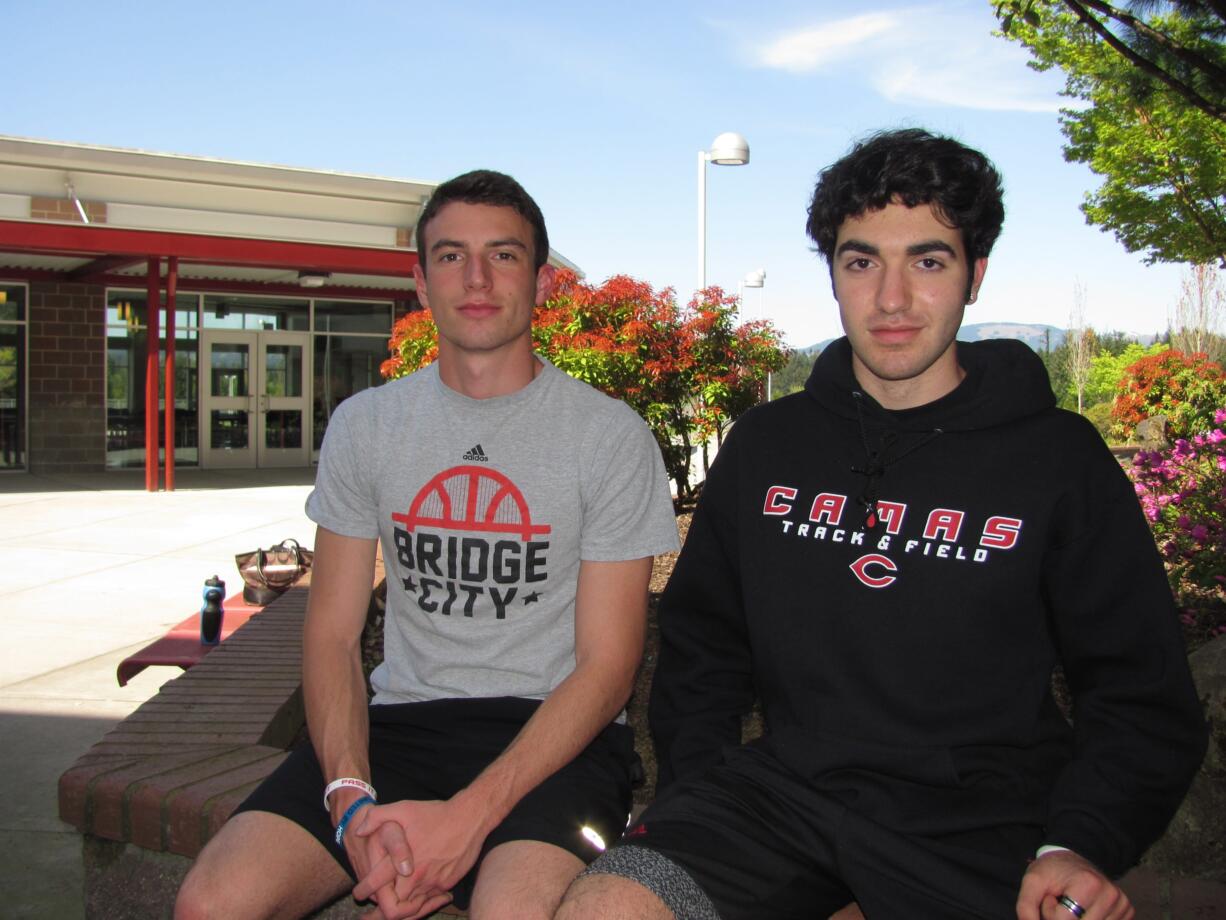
[3,0,1190,349]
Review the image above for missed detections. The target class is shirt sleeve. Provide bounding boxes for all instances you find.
[649,422,756,790]
[1040,437,1207,876]
[578,402,680,562]
[305,393,381,539]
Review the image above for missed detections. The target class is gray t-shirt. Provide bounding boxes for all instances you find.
[307,358,680,706]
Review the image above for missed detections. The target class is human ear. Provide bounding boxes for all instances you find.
[967,258,988,304]
[412,263,431,311]
[535,264,557,306]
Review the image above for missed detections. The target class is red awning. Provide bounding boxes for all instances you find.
[0,219,418,295]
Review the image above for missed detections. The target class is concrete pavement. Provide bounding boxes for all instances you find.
[0,468,316,919]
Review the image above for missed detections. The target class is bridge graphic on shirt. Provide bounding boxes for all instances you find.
[391,465,551,541]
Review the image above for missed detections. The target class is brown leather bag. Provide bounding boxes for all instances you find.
[235,538,314,605]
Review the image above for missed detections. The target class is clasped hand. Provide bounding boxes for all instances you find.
[347,799,485,920]
[1016,850,1134,920]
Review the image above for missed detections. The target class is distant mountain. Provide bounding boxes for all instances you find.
[957,322,1065,350]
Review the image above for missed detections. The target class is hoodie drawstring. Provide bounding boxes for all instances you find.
[850,392,943,531]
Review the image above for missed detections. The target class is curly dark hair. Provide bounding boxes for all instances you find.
[806,129,1004,295]
[415,169,550,276]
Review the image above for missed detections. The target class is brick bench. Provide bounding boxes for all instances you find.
[115,590,266,687]
[56,561,467,919]
[59,585,307,915]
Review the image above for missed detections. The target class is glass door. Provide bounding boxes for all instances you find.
[257,331,309,467]
[200,331,310,468]
[201,331,257,468]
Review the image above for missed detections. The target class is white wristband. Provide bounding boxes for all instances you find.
[1036,844,1072,859]
[323,777,376,811]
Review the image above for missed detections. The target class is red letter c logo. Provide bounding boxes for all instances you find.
[849,553,898,589]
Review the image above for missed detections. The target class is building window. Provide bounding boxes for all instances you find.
[104,289,393,468]
[203,294,309,331]
[106,291,200,470]
[314,299,392,335]
[313,333,389,451]
[312,298,395,454]
[0,283,27,470]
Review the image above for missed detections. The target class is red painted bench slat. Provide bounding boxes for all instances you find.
[116,591,266,686]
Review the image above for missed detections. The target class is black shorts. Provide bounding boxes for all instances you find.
[588,743,1040,920]
[236,696,637,910]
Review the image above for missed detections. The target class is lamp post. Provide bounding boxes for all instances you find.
[738,268,766,318]
[739,269,773,401]
[698,132,750,293]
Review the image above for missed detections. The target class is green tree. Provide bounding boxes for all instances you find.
[1065,282,1094,413]
[1094,329,1136,354]
[1083,400,1116,440]
[995,1,1226,267]
[770,349,818,399]
[1083,340,1166,405]
[1041,337,1076,408]
[1000,0,1225,119]
[1169,262,1226,362]
[381,270,788,499]
[0,345,17,401]
[686,287,789,453]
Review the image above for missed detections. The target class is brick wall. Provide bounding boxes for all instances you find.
[59,589,309,859]
[27,281,107,472]
[29,195,107,223]
[55,566,467,918]
[64,584,470,918]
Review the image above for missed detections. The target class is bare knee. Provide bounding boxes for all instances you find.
[176,855,237,920]
[830,903,865,920]
[175,830,283,920]
[473,902,552,920]
[469,841,584,920]
[473,903,552,920]
[554,871,673,920]
[471,898,554,920]
[174,811,348,920]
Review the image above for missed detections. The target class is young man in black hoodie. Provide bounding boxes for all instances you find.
[554,129,1207,920]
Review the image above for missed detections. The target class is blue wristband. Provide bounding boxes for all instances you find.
[334,794,374,847]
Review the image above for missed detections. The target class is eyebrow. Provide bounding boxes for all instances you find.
[835,238,958,258]
[906,240,958,258]
[836,239,878,257]
[429,237,529,254]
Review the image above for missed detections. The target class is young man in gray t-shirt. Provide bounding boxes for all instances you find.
[177,170,678,920]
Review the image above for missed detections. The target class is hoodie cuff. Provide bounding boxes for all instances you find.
[1043,813,1126,877]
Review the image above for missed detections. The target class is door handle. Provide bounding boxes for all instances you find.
[258,394,269,414]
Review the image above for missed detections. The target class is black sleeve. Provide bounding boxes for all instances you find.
[1041,441,1208,876]
[649,427,757,791]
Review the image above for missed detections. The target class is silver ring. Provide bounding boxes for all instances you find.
[1058,894,1086,918]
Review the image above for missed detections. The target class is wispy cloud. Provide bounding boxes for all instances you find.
[747,5,1066,113]
[757,13,901,73]
[873,58,1065,113]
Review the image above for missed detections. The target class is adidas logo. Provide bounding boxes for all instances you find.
[462,444,488,462]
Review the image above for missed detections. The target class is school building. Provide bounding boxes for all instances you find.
[0,135,577,486]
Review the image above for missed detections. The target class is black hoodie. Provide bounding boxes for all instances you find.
[650,337,1206,877]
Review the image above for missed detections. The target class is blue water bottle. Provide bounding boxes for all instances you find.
[201,576,225,645]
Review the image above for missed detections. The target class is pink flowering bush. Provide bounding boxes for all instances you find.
[1128,408,1226,647]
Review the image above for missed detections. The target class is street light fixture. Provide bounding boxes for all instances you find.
[738,268,766,317]
[739,269,774,401]
[698,132,750,292]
